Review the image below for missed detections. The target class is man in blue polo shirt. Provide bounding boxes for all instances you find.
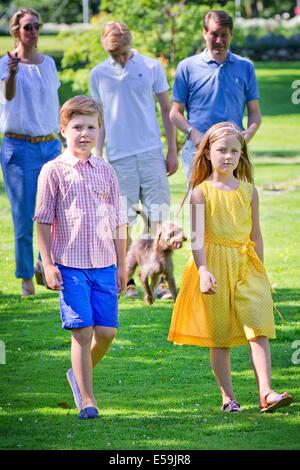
[170,10,261,181]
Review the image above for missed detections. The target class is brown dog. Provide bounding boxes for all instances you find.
[126,220,187,304]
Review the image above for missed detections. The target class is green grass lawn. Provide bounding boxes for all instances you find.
[0,157,299,450]
[248,62,300,156]
[0,34,74,56]
[0,44,299,449]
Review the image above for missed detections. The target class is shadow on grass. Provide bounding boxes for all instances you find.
[255,62,300,71]
[252,151,300,159]
[258,76,299,116]
[273,287,300,304]
[0,289,299,450]
[0,291,59,314]
[253,62,300,117]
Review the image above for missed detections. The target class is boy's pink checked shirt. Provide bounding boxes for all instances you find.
[34,150,128,268]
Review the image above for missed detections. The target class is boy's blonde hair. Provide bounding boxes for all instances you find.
[60,96,102,128]
[101,21,132,52]
[10,8,41,46]
[190,122,253,189]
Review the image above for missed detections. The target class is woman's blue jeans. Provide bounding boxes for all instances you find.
[0,137,61,279]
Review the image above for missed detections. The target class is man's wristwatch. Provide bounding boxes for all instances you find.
[186,126,193,140]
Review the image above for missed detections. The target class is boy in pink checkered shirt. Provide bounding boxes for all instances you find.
[34,96,127,419]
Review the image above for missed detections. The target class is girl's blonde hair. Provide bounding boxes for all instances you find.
[189,122,253,189]
[101,21,132,52]
[10,8,41,46]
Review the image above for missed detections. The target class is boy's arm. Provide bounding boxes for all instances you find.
[250,186,263,261]
[157,91,178,176]
[36,223,63,291]
[96,123,105,159]
[90,71,105,159]
[107,169,128,293]
[113,224,127,293]
[190,187,217,295]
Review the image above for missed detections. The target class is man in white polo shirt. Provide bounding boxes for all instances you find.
[90,21,178,299]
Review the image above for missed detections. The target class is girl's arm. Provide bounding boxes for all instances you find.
[36,223,63,291]
[250,186,264,261]
[190,187,217,294]
[113,224,127,294]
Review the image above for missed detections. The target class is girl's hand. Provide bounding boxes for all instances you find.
[44,265,63,291]
[199,270,217,295]
[7,52,21,75]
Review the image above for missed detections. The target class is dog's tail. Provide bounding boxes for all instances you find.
[136,209,150,234]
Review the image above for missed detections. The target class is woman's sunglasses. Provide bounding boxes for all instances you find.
[22,23,43,32]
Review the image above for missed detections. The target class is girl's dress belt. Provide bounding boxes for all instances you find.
[5,132,54,143]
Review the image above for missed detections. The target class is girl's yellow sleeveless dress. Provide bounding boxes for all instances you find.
[168,180,276,348]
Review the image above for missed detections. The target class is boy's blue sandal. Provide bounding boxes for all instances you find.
[79,407,99,419]
[66,368,83,410]
[222,400,241,412]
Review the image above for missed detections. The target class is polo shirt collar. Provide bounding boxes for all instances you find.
[62,149,96,167]
[201,48,235,64]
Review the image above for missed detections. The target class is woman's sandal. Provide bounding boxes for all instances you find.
[222,399,241,412]
[260,391,293,413]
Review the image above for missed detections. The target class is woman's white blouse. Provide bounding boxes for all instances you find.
[0,54,60,135]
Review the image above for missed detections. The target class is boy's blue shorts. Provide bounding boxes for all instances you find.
[57,264,118,330]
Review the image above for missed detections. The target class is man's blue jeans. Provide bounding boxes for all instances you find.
[0,137,61,279]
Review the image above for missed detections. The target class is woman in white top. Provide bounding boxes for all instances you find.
[0,8,62,296]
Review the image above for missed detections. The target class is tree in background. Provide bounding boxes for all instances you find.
[4,0,100,24]
[59,0,235,150]
[241,0,296,18]
[60,1,232,94]
[58,0,299,101]
[99,0,234,69]
[1,0,297,22]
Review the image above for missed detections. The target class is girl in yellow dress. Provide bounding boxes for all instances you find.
[168,122,293,413]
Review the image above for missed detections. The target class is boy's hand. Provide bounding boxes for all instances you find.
[199,270,217,295]
[117,266,127,294]
[166,149,178,176]
[44,265,63,291]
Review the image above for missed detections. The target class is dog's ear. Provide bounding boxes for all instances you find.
[157,223,173,250]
